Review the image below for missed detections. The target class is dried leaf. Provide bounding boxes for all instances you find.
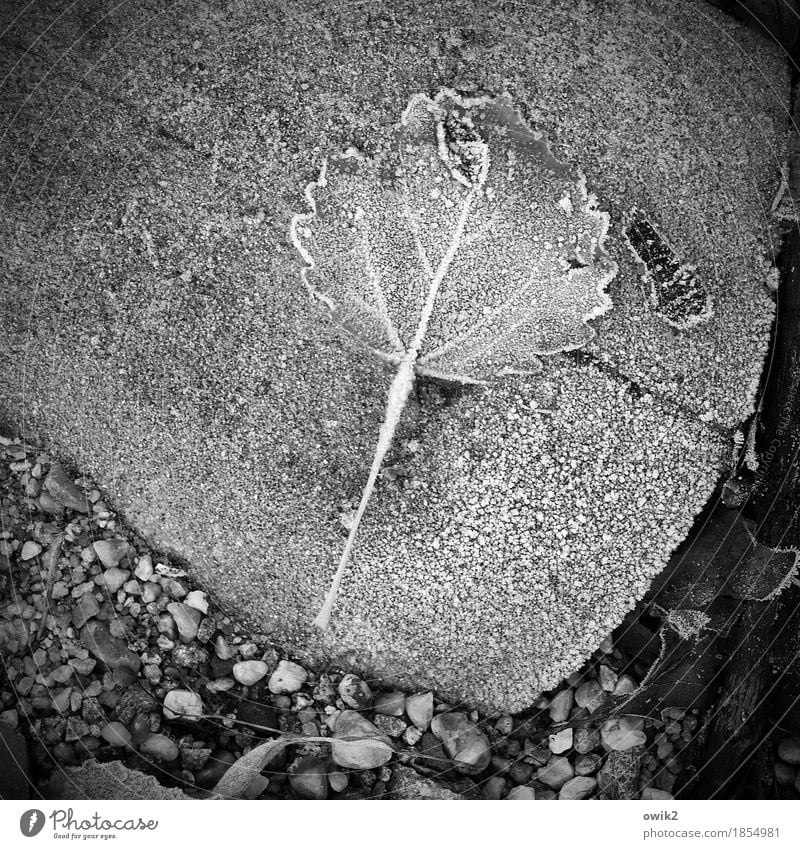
[290,88,617,627]
[211,736,310,799]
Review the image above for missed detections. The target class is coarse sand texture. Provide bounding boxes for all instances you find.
[0,0,789,710]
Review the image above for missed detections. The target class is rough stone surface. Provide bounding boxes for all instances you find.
[0,0,787,711]
[387,765,464,800]
[598,748,644,800]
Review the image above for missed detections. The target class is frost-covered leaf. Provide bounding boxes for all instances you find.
[290,89,617,628]
[291,88,617,383]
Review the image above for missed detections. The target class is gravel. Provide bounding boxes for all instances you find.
[0,406,759,800]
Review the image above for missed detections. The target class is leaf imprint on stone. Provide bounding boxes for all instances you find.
[624,209,714,329]
[289,88,618,629]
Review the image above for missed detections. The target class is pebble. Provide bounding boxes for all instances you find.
[181,746,212,771]
[101,567,130,594]
[484,776,506,799]
[0,709,19,728]
[214,636,237,661]
[52,688,72,712]
[333,737,392,770]
[506,786,536,800]
[374,714,406,738]
[495,715,514,736]
[72,594,100,628]
[548,688,574,723]
[172,645,208,669]
[573,726,601,754]
[80,621,141,672]
[601,716,647,751]
[43,463,88,511]
[93,539,128,569]
[100,722,132,747]
[403,726,423,746]
[195,750,237,790]
[333,709,388,741]
[328,771,349,793]
[338,672,373,709]
[141,582,161,603]
[774,762,796,786]
[777,737,800,765]
[268,660,308,694]
[575,753,602,776]
[559,776,596,799]
[312,675,337,704]
[574,680,605,712]
[641,788,674,800]
[598,665,618,692]
[509,762,533,784]
[536,756,574,789]
[612,675,637,696]
[163,689,203,721]
[374,690,405,716]
[166,602,201,643]
[244,775,269,800]
[20,541,42,560]
[140,733,179,761]
[50,664,74,684]
[134,555,154,581]
[233,660,269,686]
[405,691,434,731]
[184,590,209,614]
[289,757,328,800]
[548,727,573,754]
[430,712,491,775]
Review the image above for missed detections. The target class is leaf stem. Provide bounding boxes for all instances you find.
[313,189,478,630]
[314,355,417,630]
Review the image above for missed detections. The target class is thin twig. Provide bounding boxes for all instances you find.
[36,534,64,640]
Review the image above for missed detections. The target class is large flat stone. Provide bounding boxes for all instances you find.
[0,0,787,710]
